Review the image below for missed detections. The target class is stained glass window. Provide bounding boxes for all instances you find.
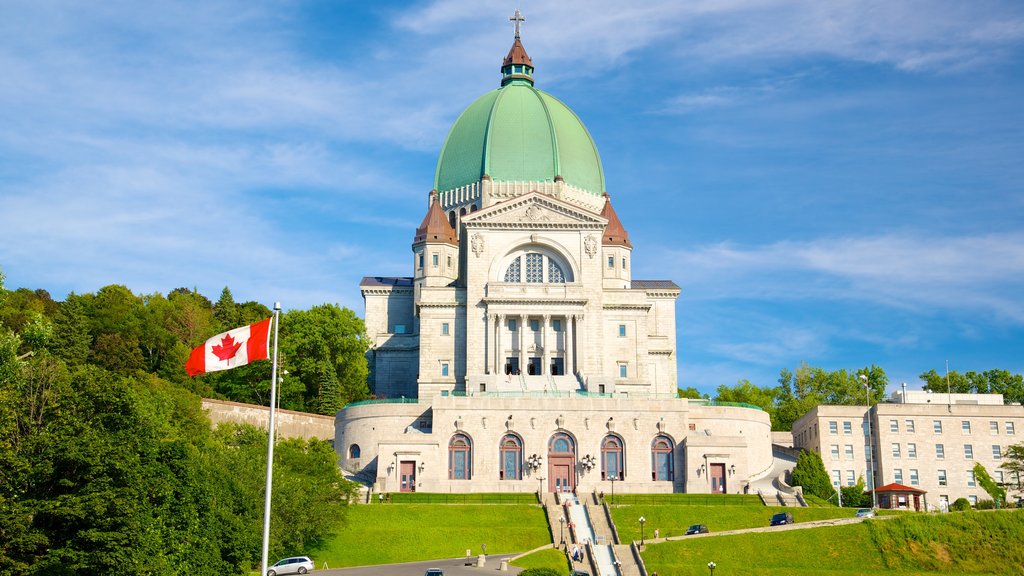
[548,258,565,283]
[504,257,521,282]
[525,253,544,283]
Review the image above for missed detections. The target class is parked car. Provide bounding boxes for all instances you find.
[855,508,875,519]
[769,512,793,526]
[570,571,591,576]
[267,556,313,576]
[424,569,445,576]
[685,524,709,535]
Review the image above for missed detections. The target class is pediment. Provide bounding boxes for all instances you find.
[463,191,607,230]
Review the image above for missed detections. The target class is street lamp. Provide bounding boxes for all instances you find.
[860,373,878,509]
[559,516,565,546]
[708,561,716,575]
[639,516,646,547]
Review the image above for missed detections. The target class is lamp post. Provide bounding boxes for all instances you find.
[639,516,646,547]
[539,476,546,496]
[708,561,716,575]
[559,516,565,546]
[610,476,616,507]
[860,373,878,508]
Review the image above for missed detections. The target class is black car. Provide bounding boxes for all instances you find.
[769,512,793,526]
[685,524,709,535]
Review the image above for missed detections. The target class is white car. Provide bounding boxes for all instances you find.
[855,508,875,519]
[268,556,313,576]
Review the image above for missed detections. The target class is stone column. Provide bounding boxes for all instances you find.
[567,314,575,376]
[518,314,526,374]
[495,314,503,374]
[541,314,549,375]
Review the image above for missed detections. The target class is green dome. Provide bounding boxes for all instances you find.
[433,81,606,196]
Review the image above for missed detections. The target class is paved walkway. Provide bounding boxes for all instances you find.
[313,553,522,576]
[646,515,885,546]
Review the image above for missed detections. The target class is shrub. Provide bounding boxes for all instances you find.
[976,499,996,510]
[950,497,971,511]
[519,568,562,576]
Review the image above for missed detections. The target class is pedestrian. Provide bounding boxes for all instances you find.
[654,528,659,539]
[572,545,579,562]
[378,493,383,504]
[482,543,487,556]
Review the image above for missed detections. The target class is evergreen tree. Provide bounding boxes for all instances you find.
[213,286,241,330]
[791,449,834,501]
[51,294,91,366]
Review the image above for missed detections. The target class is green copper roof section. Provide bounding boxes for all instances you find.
[433,82,605,196]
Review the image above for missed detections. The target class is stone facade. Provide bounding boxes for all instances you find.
[792,392,1024,509]
[338,31,774,495]
[202,398,334,441]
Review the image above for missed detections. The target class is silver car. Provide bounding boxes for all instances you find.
[268,556,313,576]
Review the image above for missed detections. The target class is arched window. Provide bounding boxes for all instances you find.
[500,434,523,480]
[449,433,473,480]
[651,436,674,481]
[602,435,624,480]
[349,444,361,459]
[503,252,568,283]
[549,432,575,454]
[460,207,467,216]
[448,211,457,229]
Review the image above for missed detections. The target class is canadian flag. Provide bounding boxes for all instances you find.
[185,318,272,377]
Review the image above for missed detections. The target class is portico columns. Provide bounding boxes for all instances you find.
[567,314,575,376]
[541,314,550,375]
[518,314,525,372]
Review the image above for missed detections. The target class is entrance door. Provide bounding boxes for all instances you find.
[710,463,726,494]
[505,357,519,375]
[400,461,416,492]
[551,358,564,376]
[528,357,542,375]
[550,462,574,493]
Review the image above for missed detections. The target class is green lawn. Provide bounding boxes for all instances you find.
[310,504,551,567]
[610,503,858,540]
[510,547,570,573]
[641,511,1024,576]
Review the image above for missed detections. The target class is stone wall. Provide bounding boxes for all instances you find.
[201,398,335,441]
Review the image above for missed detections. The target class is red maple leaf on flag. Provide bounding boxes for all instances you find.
[211,333,243,361]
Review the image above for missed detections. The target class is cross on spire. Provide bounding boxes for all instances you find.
[509,8,525,39]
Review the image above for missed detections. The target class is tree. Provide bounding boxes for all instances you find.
[1001,443,1024,500]
[974,463,1006,506]
[676,386,707,399]
[714,379,781,428]
[790,449,834,501]
[920,369,1024,405]
[213,287,242,330]
[280,304,369,413]
[50,294,91,366]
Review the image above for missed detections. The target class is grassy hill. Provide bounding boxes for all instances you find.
[310,503,550,567]
[641,510,1024,576]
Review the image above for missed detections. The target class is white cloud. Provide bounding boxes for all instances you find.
[651,232,1024,321]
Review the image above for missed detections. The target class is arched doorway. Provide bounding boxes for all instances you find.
[548,432,576,493]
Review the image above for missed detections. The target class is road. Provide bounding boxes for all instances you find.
[313,553,523,576]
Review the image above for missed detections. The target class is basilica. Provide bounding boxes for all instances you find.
[335,19,772,495]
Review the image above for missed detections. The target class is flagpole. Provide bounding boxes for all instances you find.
[260,302,282,576]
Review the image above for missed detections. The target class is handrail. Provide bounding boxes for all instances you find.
[602,501,621,545]
[631,540,648,576]
[342,398,420,408]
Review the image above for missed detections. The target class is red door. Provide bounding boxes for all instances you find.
[400,461,416,492]
[548,458,575,493]
[710,463,726,494]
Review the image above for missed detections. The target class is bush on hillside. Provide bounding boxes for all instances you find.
[950,497,971,511]
[791,449,834,501]
[976,499,996,509]
[519,568,561,576]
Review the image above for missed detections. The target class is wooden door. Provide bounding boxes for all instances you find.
[400,461,416,492]
[549,459,575,493]
[710,463,726,494]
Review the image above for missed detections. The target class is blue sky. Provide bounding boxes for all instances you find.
[2,0,1023,396]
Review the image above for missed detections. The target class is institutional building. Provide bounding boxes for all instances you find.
[335,21,773,495]
[793,390,1024,510]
